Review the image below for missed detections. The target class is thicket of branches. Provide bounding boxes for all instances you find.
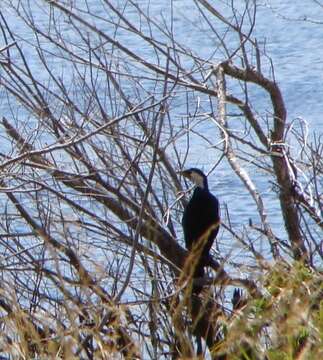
[0,0,321,359]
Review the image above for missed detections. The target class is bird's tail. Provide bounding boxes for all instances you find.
[192,260,205,295]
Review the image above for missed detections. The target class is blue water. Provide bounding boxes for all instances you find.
[0,0,321,264]
[255,0,323,130]
[2,0,323,129]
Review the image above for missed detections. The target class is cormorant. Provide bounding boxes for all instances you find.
[181,168,220,294]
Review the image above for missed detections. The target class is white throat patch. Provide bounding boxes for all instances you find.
[191,172,205,188]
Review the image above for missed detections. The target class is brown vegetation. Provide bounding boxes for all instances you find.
[0,1,321,358]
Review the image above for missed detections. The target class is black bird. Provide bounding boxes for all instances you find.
[181,168,220,294]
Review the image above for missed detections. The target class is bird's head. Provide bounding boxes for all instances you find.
[181,168,208,189]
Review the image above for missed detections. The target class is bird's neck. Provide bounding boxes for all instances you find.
[195,182,208,191]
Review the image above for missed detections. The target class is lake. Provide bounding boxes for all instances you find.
[0,0,321,263]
